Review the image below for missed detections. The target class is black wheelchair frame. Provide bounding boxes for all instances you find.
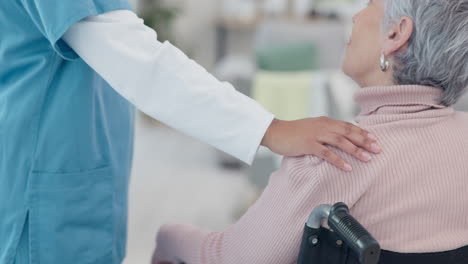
[297,202,380,264]
[298,202,468,264]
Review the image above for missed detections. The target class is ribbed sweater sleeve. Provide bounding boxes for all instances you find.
[153,155,374,264]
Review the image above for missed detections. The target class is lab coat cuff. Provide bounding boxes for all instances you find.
[243,111,275,165]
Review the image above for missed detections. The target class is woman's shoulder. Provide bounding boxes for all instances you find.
[276,154,345,190]
[278,148,378,190]
[278,155,330,182]
[280,148,357,175]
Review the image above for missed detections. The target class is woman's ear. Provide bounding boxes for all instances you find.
[382,16,414,56]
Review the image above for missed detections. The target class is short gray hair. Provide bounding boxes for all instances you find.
[383,0,468,106]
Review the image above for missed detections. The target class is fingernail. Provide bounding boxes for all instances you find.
[344,163,353,172]
[371,143,382,153]
[368,133,377,141]
[361,152,372,162]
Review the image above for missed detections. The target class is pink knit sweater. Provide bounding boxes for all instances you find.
[153,85,468,264]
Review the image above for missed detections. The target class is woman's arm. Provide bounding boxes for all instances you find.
[153,155,374,264]
[63,10,380,168]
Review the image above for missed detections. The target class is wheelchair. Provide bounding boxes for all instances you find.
[298,202,468,264]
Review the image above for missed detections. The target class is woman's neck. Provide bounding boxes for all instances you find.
[356,70,395,88]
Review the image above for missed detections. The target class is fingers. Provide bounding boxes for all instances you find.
[319,133,372,163]
[330,121,382,154]
[315,144,353,172]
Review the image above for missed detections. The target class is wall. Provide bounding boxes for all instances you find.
[161,0,219,69]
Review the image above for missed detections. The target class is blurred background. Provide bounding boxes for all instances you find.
[123,0,468,262]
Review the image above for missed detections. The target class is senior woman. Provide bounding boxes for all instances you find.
[152,0,468,263]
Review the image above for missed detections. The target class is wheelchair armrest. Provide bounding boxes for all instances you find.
[298,202,381,264]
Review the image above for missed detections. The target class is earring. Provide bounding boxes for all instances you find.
[380,54,390,72]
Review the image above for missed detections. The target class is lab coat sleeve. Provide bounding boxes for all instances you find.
[62,10,275,165]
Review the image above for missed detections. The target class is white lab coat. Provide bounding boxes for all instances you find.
[63,10,275,165]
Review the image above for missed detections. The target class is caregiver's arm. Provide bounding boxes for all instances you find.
[63,10,380,169]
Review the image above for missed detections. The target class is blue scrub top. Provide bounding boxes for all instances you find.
[0,1,135,263]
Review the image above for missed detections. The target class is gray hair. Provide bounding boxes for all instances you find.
[383,0,468,106]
